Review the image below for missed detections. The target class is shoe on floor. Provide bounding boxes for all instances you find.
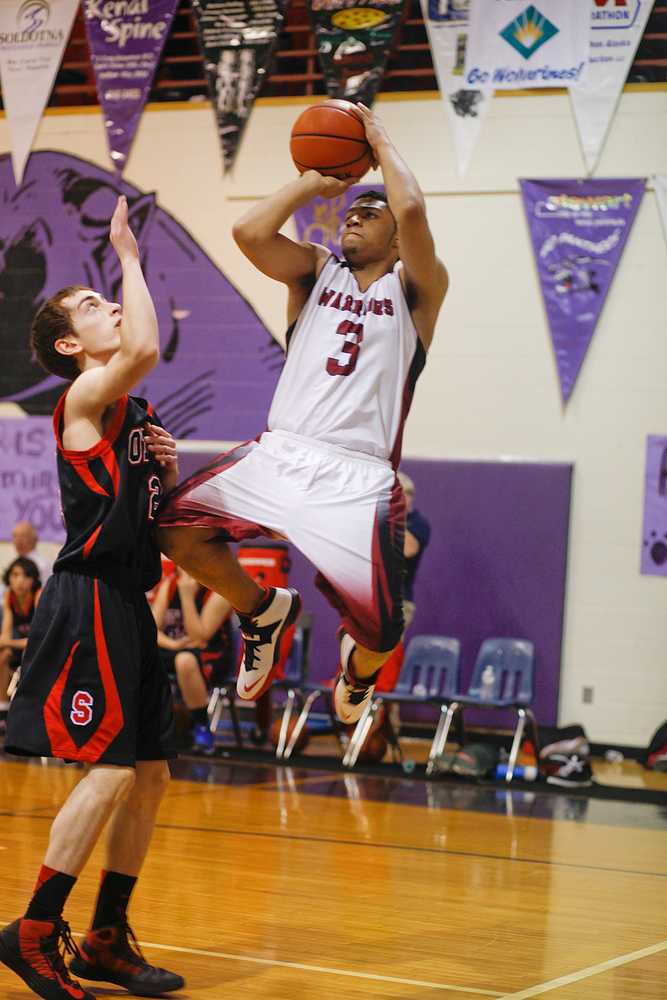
[70,922,184,997]
[333,631,380,725]
[0,916,95,1000]
[236,587,302,701]
[543,753,593,787]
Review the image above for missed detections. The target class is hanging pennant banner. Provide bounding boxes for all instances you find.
[420,0,492,177]
[0,0,78,185]
[192,0,286,173]
[294,183,381,253]
[641,435,667,578]
[655,175,667,253]
[83,0,179,175]
[464,0,589,91]
[307,0,407,106]
[570,1,655,175]
[520,177,645,403]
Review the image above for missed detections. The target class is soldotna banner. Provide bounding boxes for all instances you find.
[83,0,179,175]
[570,0,655,175]
[641,435,667,578]
[464,0,589,91]
[421,0,492,177]
[0,0,79,184]
[520,177,645,403]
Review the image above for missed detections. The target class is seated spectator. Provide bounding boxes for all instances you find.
[0,557,42,736]
[4,522,52,593]
[150,564,233,754]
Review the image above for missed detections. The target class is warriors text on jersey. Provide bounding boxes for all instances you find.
[52,391,163,591]
[268,255,426,466]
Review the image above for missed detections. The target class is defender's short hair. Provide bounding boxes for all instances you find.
[30,285,89,381]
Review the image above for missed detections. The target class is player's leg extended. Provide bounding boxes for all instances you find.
[0,766,135,1000]
[70,760,184,995]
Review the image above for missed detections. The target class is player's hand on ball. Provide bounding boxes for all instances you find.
[356,104,388,164]
[302,170,355,199]
[110,195,140,262]
[145,422,179,490]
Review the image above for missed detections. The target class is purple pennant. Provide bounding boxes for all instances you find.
[294,183,383,254]
[520,178,645,403]
[83,0,179,174]
[641,436,667,578]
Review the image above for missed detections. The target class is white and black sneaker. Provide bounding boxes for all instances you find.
[333,631,380,724]
[544,753,593,788]
[236,587,301,701]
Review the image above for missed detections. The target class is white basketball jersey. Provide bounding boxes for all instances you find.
[268,255,426,465]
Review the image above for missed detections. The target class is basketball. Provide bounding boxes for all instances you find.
[290,100,373,180]
[270,717,310,754]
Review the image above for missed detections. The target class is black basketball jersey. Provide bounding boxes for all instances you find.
[52,391,164,591]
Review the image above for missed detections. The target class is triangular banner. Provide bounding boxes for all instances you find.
[293,183,382,253]
[570,0,655,175]
[464,0,589,91]
[520,177,645,403]
[83,0,179,175]
[420,0,492,177]
[307,0,408,107]
[192,0,286,174]
[653,175,667,253]
[0,0,78,185]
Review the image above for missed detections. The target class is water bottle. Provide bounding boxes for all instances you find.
[495,763,537,782]
[480,664,495,702]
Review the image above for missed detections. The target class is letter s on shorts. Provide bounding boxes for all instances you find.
[71,690,94,726]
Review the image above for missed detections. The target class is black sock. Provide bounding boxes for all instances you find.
[191,706,208,727]
[91,870,137,930]
[25,865,77,921]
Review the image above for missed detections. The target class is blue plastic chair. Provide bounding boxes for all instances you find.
[430,638,539,781]
[344,636,461,768]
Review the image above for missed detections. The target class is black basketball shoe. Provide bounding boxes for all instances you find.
[69,921,184,996]
[0,916,94,1000]
[543,753,593,787]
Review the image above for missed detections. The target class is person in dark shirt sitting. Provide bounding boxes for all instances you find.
[399,471,431,630]
[0,557,42,736]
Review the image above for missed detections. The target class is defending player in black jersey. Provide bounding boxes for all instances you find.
[0,196,184,1000]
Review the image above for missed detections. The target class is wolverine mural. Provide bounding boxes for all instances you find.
[0,151,281,439]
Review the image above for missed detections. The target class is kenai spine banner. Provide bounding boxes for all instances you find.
[520,177,645,403]
[420,0,492,177]
[641,435,667,578]
[307,0,407,107]
[570,0,655,175]
[192,0,286,173]
[0,0,79,184]
[464,0,589,91]
[83,0,179,175]
[294,183,382,254]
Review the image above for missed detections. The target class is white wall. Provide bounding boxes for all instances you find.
[1,88,666,743]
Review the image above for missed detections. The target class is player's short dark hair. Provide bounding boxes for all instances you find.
[30,285,90,381]
[3,556,41,593]
[350,190,388,207]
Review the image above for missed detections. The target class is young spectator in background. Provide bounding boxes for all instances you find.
[399,471,431,629]
[0,557,41,736]
[151,564,233,754]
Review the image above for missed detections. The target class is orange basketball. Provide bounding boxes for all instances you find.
[290,99,373,180]
[270,717,310,754]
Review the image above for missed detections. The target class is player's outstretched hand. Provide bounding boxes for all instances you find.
[302,170,355,199]
[356,103,389,166]
[145,422,179,491]
[110,195,140,263]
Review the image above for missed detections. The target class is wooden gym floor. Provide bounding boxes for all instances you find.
[0,752,666,999]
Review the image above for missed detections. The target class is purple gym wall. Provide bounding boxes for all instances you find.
[180,452,572,729]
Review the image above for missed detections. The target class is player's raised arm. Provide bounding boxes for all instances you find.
[232,172,350,288]
[67,196,160,414]
[356,104,448,349]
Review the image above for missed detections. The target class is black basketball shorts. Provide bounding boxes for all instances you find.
[5,571,177,767]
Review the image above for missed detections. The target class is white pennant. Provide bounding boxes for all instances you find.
[420,0,492,177]
[0,0,79,185]
[570,0,655,175]
[654,176,667,255]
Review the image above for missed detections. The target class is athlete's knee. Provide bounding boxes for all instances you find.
[133,760,171,800]
[174,651,199,678]
[84,765,136,807]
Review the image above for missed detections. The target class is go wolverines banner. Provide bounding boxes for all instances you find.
[83,0,179,175]
[520,178,645,403]
[0,0,79,184]
[192,0,287,173]
[465,0,589,91]
[307,0,408,106]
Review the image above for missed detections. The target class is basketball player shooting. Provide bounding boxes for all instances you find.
[0,196,184,999]
[158,104,448,722]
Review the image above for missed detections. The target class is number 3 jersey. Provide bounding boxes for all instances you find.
[52,391,164,592]
[268,255,426,467]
